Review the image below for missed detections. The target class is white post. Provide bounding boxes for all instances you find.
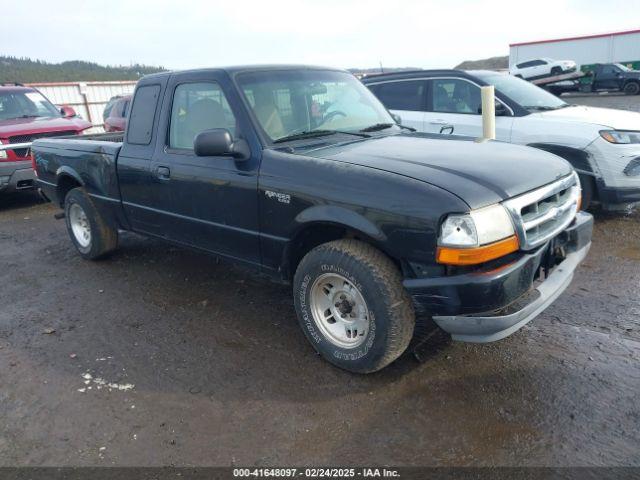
[481,85,496,140]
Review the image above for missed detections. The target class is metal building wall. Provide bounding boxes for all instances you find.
[25,81,137,133]
[509,31,640,69]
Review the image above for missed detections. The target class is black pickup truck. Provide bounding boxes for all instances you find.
[580,63,640,95]
[33,65,593,373]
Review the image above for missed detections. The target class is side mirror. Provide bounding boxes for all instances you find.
[194,129,250,159]
[391,113,402,125]
[60,105,76,118]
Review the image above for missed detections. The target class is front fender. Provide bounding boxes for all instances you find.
[293,205,386,242]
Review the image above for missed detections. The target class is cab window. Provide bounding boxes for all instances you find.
[368,81,425,111]
[169,82,236,150]
[430,78,481,114]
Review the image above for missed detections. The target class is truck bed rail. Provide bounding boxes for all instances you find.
[0,131,124,154]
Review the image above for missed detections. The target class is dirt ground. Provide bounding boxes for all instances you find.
[1,96,639,467]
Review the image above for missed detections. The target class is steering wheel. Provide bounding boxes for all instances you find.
[317,110,347,127]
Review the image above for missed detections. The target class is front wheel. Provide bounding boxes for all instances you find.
[623,82,640,95]
[293,240,415,373]
[64,187,118,260]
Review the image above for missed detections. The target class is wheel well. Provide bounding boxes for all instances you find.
[285,223,400,281]
[527,143,594,174]
[56,175,82,208]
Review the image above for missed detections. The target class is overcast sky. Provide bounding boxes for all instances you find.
[3,0,640,70]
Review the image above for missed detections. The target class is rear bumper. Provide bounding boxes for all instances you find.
[0,161,36,193]
[404,211,593,343]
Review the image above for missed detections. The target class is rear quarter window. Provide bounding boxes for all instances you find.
[126,85,161,145]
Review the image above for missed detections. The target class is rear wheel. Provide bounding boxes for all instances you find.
[293,240,415,373]
[550,66,562,76]
[64,188,118,259]
[623,81,640,95]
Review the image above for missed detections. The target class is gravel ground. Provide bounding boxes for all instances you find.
[1,95,639,467]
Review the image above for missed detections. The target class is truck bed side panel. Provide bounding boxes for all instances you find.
[33,139,128,229]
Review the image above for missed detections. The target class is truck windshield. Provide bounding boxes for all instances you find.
[614,63,631,72]
[474,72,568,111]
[0,90,61,120]
[236,70,397,142]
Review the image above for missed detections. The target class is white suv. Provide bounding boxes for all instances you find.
[363,70,640,210]
[510,58,577,80]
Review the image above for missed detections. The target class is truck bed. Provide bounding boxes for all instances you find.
[33,132,125,214]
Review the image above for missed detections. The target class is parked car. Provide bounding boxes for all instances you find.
[581,63,640,95]
[363,69,640,210]
[103,95,124,122]
[510,58,577,80]
[0,84,92,194]
[33,65,592,373]
[104,95,131,132]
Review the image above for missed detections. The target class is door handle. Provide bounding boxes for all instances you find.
[155,166,171,180]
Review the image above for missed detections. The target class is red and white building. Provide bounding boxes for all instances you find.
[509,29,640,70]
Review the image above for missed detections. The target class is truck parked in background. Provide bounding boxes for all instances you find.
[0,84,91,194]
[104,95,131,132]
[578,63,640,95]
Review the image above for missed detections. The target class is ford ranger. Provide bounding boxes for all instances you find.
[31,66,593,373]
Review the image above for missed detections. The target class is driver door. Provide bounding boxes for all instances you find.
[149,72,262,265]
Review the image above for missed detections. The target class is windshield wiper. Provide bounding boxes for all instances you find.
[360,123,394,132]
[273,129,369,144]
[4,114,40,120]
[523,105,568,111]
[360,123,416,133]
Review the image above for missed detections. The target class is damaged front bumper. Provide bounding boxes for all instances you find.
[404,211,593,343]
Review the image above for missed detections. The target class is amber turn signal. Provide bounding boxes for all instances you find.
[436,235,519,266]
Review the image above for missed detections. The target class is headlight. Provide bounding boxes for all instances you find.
[437,204,518,266]
[0,150,7,159]
[439,204,515,248]
[600,130,640,144]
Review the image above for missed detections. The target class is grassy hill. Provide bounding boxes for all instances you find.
[0,56,166,83]
[454,56,509,70]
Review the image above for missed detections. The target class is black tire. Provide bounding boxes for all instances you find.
[577,174,594,211]
[293,239,415,373]
[64,187,118,260]
[548,87,563,97]
[550,66,562,76]
[623,81,640,96]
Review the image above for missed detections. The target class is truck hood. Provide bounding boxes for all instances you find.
[532,105,640,130]
[299,133,572,209]
[0,116,92,138]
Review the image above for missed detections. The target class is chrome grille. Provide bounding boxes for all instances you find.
[503,173,580,250]
[8,131,76,157]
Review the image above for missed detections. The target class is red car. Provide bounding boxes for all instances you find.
[0,84,92,194]
[103,95,131,132]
